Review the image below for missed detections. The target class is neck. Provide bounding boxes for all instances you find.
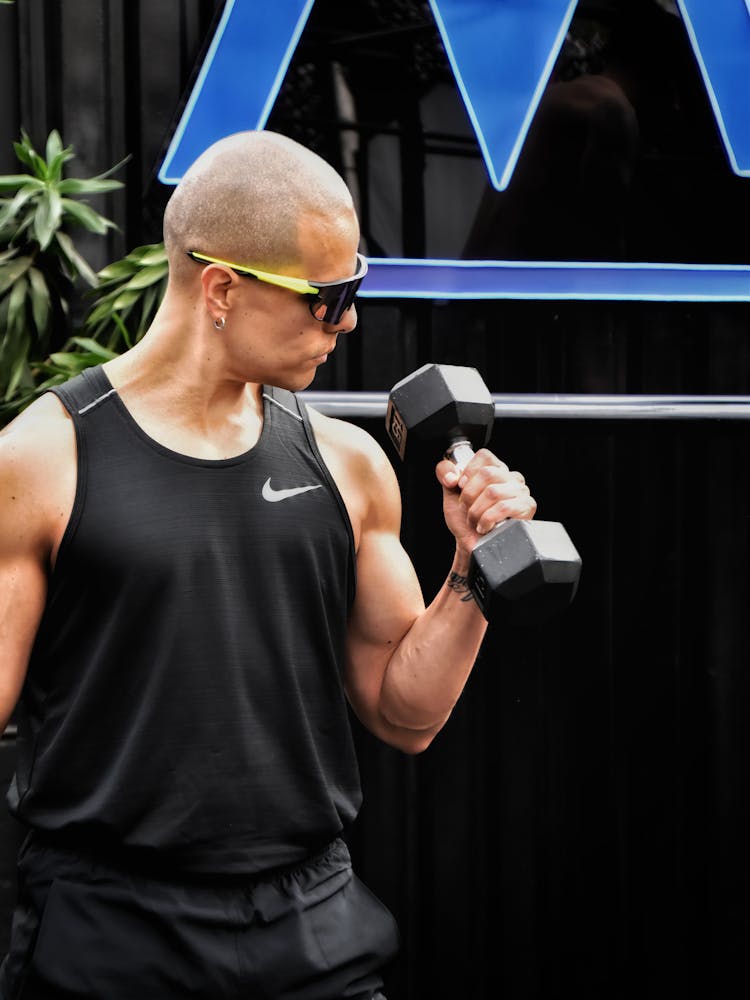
[102,304,264,457]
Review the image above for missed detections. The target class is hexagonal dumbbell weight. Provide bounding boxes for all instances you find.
[386,363,582,625]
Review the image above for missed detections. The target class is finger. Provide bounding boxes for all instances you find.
[435,458,462,490]
[455,449,510,486]
[454,460,516,506]
[436,452,535,529]
[467,484,537,534]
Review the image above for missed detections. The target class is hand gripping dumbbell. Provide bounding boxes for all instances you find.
[385,363,582,625]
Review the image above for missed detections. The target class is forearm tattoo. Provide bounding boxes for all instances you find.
[446,571,475,602]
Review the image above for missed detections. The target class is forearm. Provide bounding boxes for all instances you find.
[378,549,488,734]
[340,431,536,750]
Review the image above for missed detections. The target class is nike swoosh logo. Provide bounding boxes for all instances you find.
[262,478,324,503]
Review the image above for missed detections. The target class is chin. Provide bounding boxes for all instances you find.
[271,369,318,393]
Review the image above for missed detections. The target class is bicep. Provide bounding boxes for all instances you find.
[344,519,425,744]
[0,551,47,728]
[310,409,428,744]
[0,406,66,729]
[0,480,49,728]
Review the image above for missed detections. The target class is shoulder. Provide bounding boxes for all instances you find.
[0,393,76,549]
[306,405,392,471]
[305,405,402,534]
[0,392,74,470]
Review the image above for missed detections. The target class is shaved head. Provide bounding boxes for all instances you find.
[163,131,358,285]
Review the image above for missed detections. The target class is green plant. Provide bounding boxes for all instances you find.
[83,241,169,351]
[0,128,124,406]
[0,241,170,423]
[16,336,121,410]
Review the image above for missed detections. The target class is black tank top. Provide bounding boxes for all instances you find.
[8,366,361,874]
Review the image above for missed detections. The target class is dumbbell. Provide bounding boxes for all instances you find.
[385,363,581,625]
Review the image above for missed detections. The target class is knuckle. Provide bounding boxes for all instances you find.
[496,500,516,518]
[485,482,507,502]
[476,450,510,475]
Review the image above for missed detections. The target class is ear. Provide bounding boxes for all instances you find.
[200,264,235,317]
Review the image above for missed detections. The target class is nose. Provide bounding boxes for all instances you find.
[325,302,358,335]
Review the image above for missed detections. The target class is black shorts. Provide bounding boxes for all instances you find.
[0,835,399,1000]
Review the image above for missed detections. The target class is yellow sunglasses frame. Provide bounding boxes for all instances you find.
[186,249,368,325]
[186,250,319,296]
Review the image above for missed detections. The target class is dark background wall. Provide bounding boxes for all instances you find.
[1,2,749,998]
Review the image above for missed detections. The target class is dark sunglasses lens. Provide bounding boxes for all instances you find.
[310,277,363,324]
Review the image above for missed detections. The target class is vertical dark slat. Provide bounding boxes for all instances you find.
[672,432,710,998]
[134,0,173,239]
[118,0,145,244]
[527,423,615,997]
[0,2,20,174]
[16,0,57,145]
[136,1,180,190]
[398,100,425,260]
[103,0,130,262]
[135,0,226,243]
[57,1,115,274]
[703,427,750,999]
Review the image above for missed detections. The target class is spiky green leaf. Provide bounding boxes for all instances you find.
[68,337,119,360]
[27,266,51,336]
[12,140,33,169]
[47,351,89,372]
[96,258,137,282]
[0,174,44,191]
[127,243,168,264]
[54,231,98,287]
[44,130,64,165]
[110,310,132,349]
[90,155,131,182]
[121,261,169,291]
[60,197,113,234]
[0,254,32,294]
[57,177,123,196]
[46,146,76,184]
[33,188,62,249]
[111,288,141,311]
[0,184,41,229]
[5,348,31,401]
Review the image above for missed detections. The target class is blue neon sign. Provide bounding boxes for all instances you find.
[158,0,750,302]
[159,1,315,185]
[426,0,578,192]
[677,0,750,178]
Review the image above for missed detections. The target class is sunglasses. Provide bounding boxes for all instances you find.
[186,249,368,326]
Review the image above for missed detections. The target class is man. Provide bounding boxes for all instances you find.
[0,130,536,999]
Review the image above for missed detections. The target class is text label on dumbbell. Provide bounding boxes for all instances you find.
[385,400,408,462]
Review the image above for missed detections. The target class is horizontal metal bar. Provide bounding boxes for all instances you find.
[300,392,750,420]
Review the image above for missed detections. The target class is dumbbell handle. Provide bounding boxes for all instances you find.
[444,437,514,538]
[443,438,476,472]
